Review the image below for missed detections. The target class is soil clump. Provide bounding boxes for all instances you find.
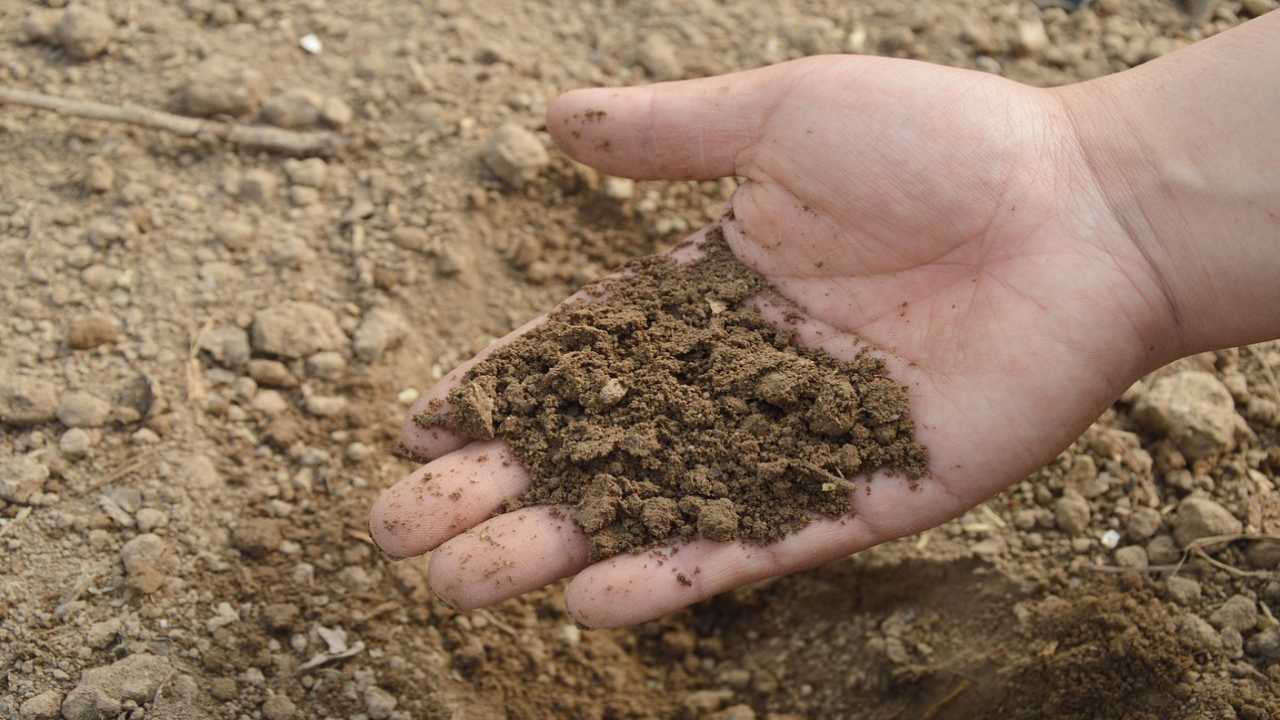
[439,226,928,559]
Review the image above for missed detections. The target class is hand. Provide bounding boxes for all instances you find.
[370,55,1179,627]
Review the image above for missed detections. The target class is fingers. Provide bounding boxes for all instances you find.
[547,59,815,181]
[369,441,528,558]
[400,315,547,460]
[564,479,965,628]
[427,506,591,610]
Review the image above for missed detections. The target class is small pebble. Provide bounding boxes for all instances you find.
[1172,496,1242,547]
[1166,576,1202,605]
[1054,492,1091,534]
[120,533,171,594]
[364,687,397,720]
[18,689,62,720]
[305,395,347,417]
[0,456,50,505]
[1114,545,1148,569]
[484,123,549,188]
[0,375,60,426]
[1126,506,1163,540]
[135,508,169,532]
[1210,594,1258,632]
[58,6,113,61]
[261,694,297,720]
[57,391,110,428]
[67,313,119,349]
[307,352,347,379]
[59,428,92,459]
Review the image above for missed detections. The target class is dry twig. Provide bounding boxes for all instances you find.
[0,86,345,156]
[1088,532,1280,579]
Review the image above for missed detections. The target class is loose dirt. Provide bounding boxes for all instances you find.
[439,227,926,559]
[3,1,1279,719]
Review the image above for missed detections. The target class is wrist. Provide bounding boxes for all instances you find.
[1049,21,1280,359]
[1044,80,1191,375]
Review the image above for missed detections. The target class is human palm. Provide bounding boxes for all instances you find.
[371,56,1174,626]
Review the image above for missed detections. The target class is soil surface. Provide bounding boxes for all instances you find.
[2,1,1279,719]
[439,227,926,559]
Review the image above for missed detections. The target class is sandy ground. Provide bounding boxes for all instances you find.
[2,0,1279,718]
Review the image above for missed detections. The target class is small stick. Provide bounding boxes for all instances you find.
[0,86,345,156]
[795,461,858,492]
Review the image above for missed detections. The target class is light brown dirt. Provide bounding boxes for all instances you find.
[2,1,1279,719]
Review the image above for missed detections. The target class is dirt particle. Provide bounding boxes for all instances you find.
[1171,495,1242,546]
[1053,491,1091,535]
[180,58,267,117]
[484,123,549,188]
[261,694,297,720]
[0,456,50,505]
[57,6,113,61]
[18,689,62,720]
[251,301,346,358]
[57,391,110,428]
[697,498,740,542]
[637,33,684,79]
[0,375,60,426]
[260,88,351,129]
[353,308,408,363]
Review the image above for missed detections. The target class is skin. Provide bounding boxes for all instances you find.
[371,13,1280,628]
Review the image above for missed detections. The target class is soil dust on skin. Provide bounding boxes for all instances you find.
[2,0,1280,719]
[436,225,928,561]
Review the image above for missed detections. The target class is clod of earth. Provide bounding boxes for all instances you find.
[434,226,928,560]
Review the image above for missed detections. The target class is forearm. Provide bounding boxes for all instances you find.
[1055,12,1280,358]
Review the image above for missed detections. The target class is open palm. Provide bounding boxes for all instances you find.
[371,56,1176,627]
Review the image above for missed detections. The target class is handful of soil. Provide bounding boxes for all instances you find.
[428,225,928,560]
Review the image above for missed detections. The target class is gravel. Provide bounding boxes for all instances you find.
[261,693,298,720]
[59,428,92,459]
[1166,576,1202,605]
[0,375,60,426]
[17,690,61,720]
[484,123,549,188]
[1053,491,1091,534]
[1171,496,1242,547]
[180,58,267,117]
[283,158,328,188]
[60,654,172,720]
[1134,371,1247,460]
[57,391,110,428]
[1126,506,1163,539]
[120,533,173,594]
[1246,627,1280,660]
[1209,594,1258,632]
[637,33,684,79]
[249,359,299,388]
[1177,613,1222,653]
[201,326,251,368]
[67,313,119,350]
[0,456,50,504]
[231,518,284,557]
[57,6,113,61]
[252,302,346,358]
[260,89,351,129]
[1114,545,1149,569]
[353,308,408,363]
[365,687,398,720]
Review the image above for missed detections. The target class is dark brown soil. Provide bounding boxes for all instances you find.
[435,225,928,559]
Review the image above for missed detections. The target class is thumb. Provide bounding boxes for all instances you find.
[547,60,808,181]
